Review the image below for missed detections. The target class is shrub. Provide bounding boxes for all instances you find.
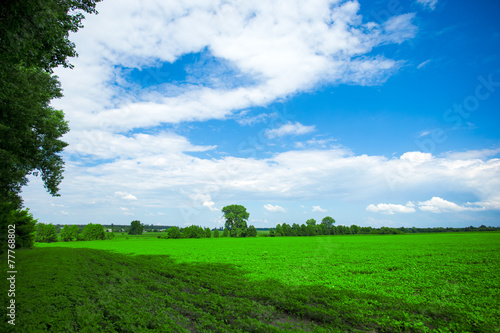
[247,225,257,237]
[80,223,105,241]
[35,223,58,243]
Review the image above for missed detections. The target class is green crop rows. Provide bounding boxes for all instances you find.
[4,232,499,332]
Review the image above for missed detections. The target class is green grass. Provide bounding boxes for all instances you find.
[4,232,500,332]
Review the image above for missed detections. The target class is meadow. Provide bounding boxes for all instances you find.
[4,232,499,332]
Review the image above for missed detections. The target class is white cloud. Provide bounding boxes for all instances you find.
[115,192,138,200]
[22,144,500,225]
[266,122,316,139]
[416,0,438,11]
[367,202,416,214]
[189,193,218,211]
[264,204,286,213]
[120,207,134,216]
[418,197,485,213]
[417,130,431,138]
[52,0,417,133]
[400,151,433,164]
[445,148,500,161]
[417,59,431,69]
[312,205,327,213]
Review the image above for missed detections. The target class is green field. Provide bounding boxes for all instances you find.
[5,232,500,332]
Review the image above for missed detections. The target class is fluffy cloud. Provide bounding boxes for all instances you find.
[418,197,485,213]
[265,122,316,139]
[189,193,218,211]
[115,192,138,200]
[22,144,500,225]
[312,205,327,213]
[264,204,286,213]
[368,196,494,214]
[367,202,416,214]
[52,0,417,132]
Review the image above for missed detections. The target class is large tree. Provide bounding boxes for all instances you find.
[0,0,100,251]
[222,204,249,237]
[128,220,144,235]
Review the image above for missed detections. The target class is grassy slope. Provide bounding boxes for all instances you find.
[3,233,500,332]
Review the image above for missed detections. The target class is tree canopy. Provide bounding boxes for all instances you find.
[0,0,101,72]
[222,204,250,237]
[129,220,144,235]
[0,0,101,250]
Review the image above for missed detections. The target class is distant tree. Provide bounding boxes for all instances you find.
[300,224,307,236]
[181,225,205,238]
[306,224,316,236]
[105,232,115,240]
[35,223,57,243]
[269,228,275,237]
[282,223,291,236]
[167,226,181,239]
[306,219,316,226]
[291,223,301,236]
[275,224,283,236]
[128,220,144,235]
[80,223,105,241]
[318,224,328,235]
[350,224,360,234]
[213,229,220,238]
[60,224,72,241]
[247,225,257,237]
[204,227,212,238]
[321,216,335,228]
[222,204,249,237]
[222,228,229,237]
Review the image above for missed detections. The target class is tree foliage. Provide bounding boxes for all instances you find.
[167,226,181,239]
[80,223,105,241]
[0,0,101,72]
[35,223,57,243]
[129,220,144,235]
[0,0,100,250]
[222,204,249,237]
[247,225,257,237]
[60,224,79,241]
[0,205,37,252]
[321,216,335,228]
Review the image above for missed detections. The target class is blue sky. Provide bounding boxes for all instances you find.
[22,0,500,228]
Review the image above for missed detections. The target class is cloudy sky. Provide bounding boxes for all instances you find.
[22,0,500,228]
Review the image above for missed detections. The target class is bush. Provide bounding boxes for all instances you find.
[35,223,57,243]
[166,226,181,239]
[1,205,37,250]
[80,223,105,241]
[247,225,257,237]
[60,224,79,242]
[213,229,220,238]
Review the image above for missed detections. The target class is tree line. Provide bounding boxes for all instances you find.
[35,222,114,243]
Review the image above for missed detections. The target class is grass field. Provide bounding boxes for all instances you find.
[4,232,499,332]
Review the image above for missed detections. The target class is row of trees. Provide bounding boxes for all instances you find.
[35,223,113,243]
[160,224,259,239]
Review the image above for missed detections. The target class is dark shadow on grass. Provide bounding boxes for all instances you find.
[4,247,493,333]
